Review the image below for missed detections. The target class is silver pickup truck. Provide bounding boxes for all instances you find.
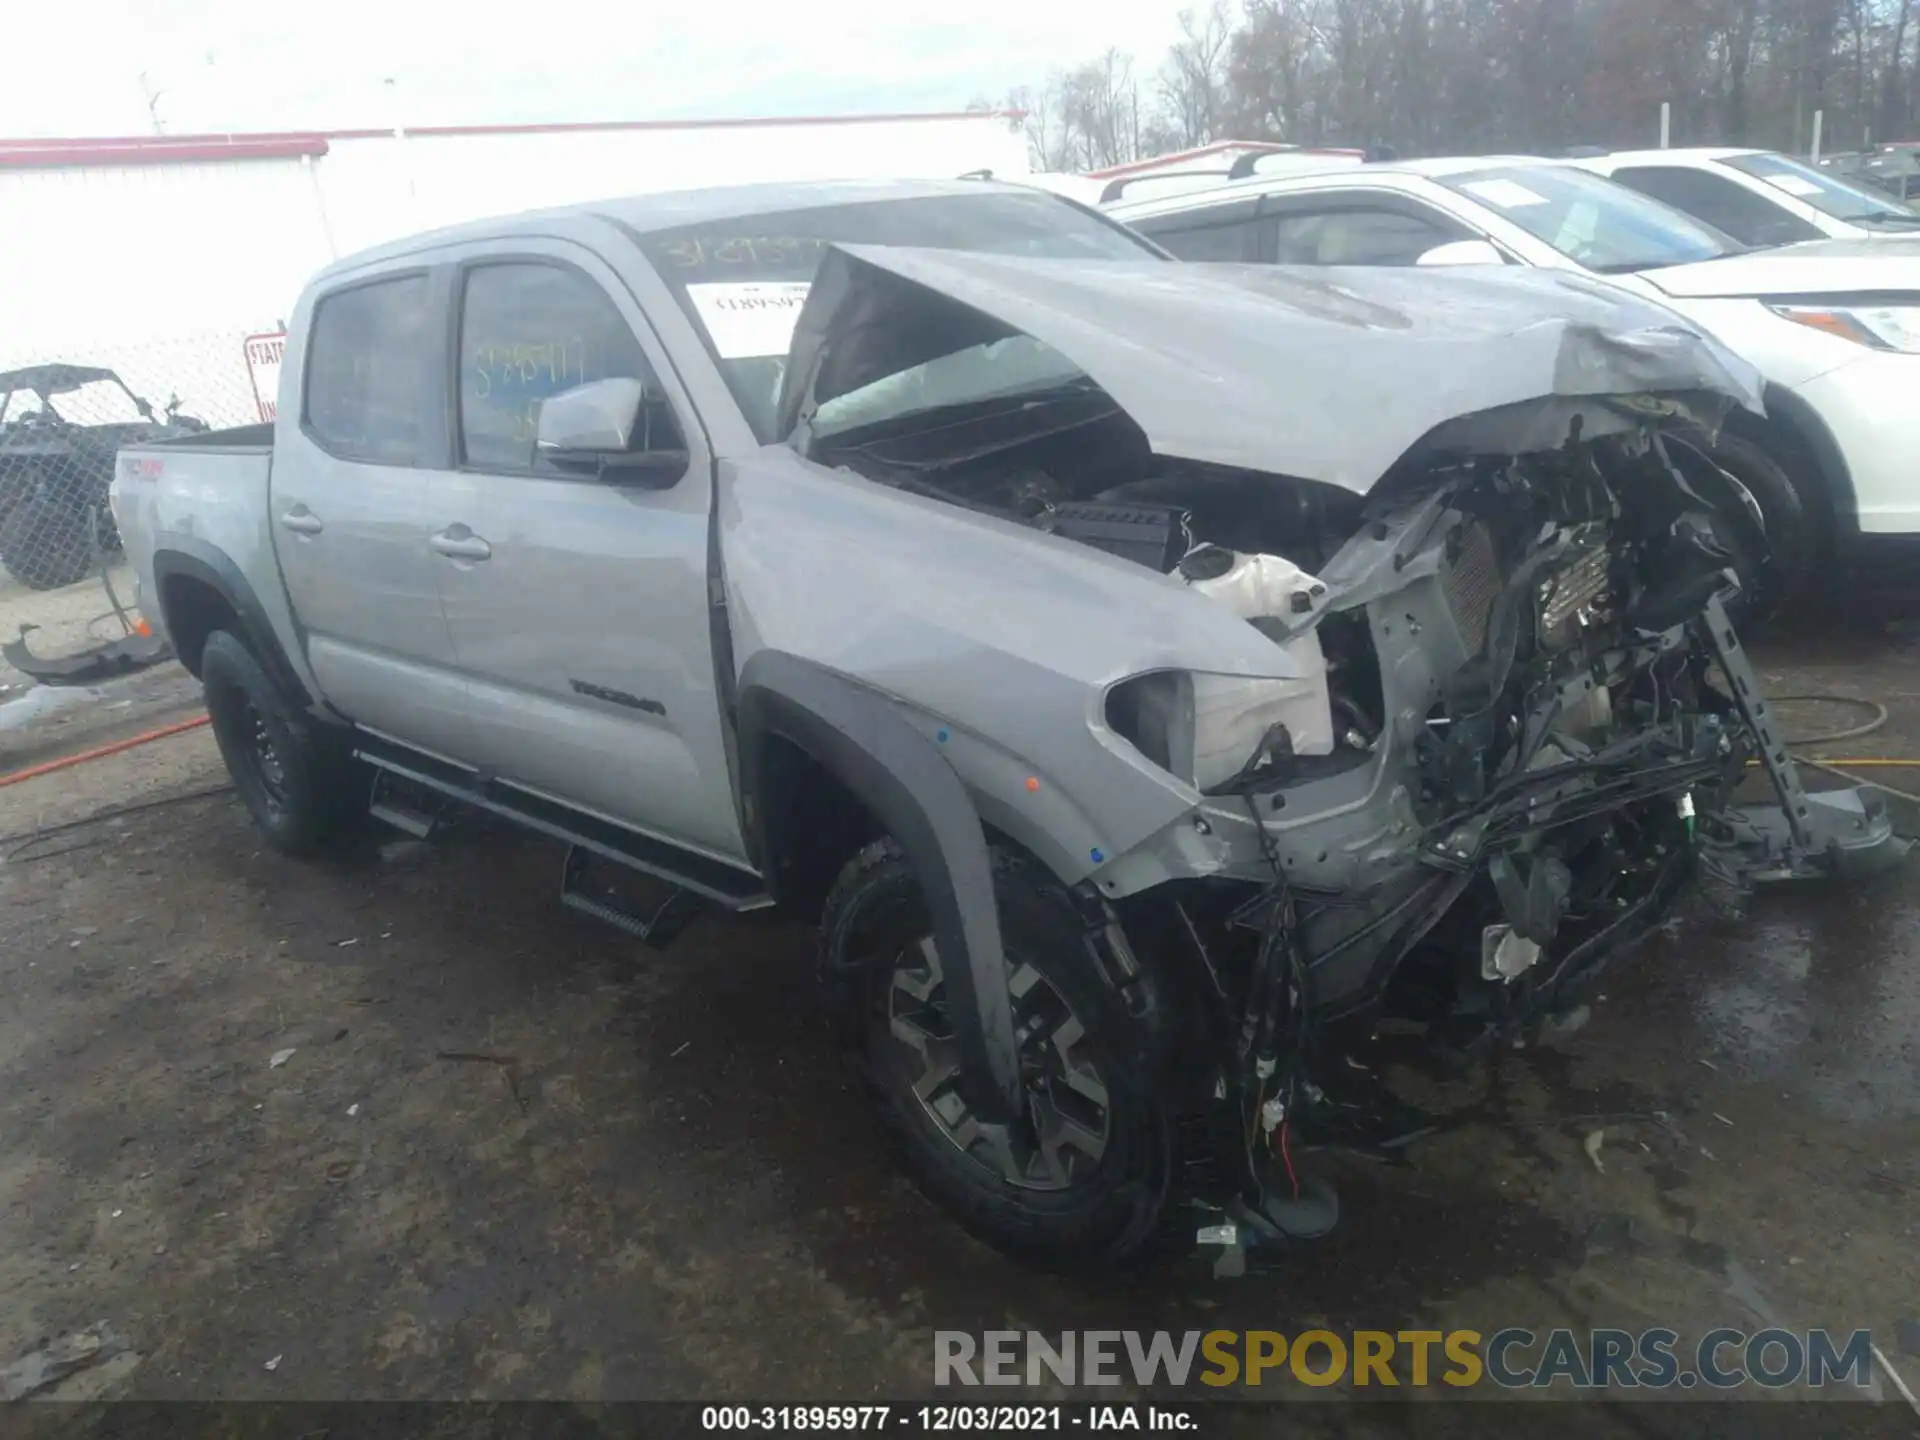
[112,178,1902,1269]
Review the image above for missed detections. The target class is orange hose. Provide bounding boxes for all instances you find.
[0,714,211,789]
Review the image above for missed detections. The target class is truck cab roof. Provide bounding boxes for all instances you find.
[317,177,1054,277]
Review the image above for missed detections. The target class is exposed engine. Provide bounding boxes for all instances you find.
[1000,447,1705,1032]
[805,359,1903,1252]
[765,241,1912,1265]
[826,405,1860,1061]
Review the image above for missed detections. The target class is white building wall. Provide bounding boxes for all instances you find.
[0,157,333,425]
[0,113,1030,417]
[316,115,1032,255]
[0,156,329,346]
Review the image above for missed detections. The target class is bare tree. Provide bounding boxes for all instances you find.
[1026,0,1918,171]
[1056,50,1148,169]
[1161,3,1235,147]
[1882,0,1915,138]
[1223,0,1328,140]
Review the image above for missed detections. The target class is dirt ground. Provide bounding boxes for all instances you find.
[1,620,1917,1427]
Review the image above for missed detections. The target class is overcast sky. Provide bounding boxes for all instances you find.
[3,0,1189,137]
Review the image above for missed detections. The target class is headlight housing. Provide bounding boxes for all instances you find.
[1106,671,1196,782]
[1768,303,1920,353]
[1106,668,1334,791]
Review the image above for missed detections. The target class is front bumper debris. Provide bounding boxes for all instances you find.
[1729,789,1911,880]
[3,622,173,687]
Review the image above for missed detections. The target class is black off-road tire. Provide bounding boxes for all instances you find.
[821,839,1174,1268]
[0,493,95,591]
[1674,431,1813,628]
[201,629,362,857]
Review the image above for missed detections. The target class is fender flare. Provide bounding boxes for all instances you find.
[736,650,1020,1122]
[151,541,312,708]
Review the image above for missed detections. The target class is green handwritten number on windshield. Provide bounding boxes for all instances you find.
[650,234,829,271]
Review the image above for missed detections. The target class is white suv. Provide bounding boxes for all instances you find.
[1567,147,1920,247]
[1107,155,1920,606]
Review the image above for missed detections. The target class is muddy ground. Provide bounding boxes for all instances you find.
[1,624,1916,1430]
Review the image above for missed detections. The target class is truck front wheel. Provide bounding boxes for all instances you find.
[201,629,361,856]
[821,840,1174,1267]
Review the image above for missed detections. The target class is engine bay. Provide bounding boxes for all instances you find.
[810,381,1758,843]
[742,242,1914,1261]
[793,344,1908,1250]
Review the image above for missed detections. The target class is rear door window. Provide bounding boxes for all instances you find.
[1131,203,1265,261]
[1268,206,1463,265]
[304,275,431,465]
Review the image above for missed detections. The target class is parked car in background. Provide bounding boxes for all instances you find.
[113,178,1901,1268]
[1566,147,1920,246]
[0,364,206,590]
[1820,146,1920,205]
[1107,155,1920,617]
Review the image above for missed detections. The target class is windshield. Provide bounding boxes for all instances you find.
[1440,165,1742,273]
[1723,152,1920,225]
[636,191,1158,440]
[812,336,1089,441]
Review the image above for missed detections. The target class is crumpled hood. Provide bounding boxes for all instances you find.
[778,247,1764,495]
[1644,237,1920,299]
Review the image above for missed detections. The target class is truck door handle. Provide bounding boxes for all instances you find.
[431,526,492,561]
[279,507,324,536]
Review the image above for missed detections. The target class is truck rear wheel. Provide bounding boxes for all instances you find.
[201,629,362,856]
[821,840,1173,1267]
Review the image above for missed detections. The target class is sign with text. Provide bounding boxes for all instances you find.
[243,331,287,422]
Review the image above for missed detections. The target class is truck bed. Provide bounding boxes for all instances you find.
[111,433,305,690]
[143,422,275,452]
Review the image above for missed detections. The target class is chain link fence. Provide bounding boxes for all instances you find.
[0,330,272,696]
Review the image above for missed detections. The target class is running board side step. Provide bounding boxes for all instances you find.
[367,768,443,839]
[351,732,772,919]
[560,846,703,949]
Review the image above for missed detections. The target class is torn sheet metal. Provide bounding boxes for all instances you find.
[779,246,1765,494]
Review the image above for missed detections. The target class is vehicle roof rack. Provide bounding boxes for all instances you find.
[1223,147,1372,180]
[1226,151,1286,179]
[956,168,994,180]
[1560,145,1610,158]
[1099,168,1234,203]
[1361,145,1398,163]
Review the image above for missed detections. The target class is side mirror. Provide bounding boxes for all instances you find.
[1415,238,1507,267]
[535,377,687,487]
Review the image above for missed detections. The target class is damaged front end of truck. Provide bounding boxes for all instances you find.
[722,245,1906,1263]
